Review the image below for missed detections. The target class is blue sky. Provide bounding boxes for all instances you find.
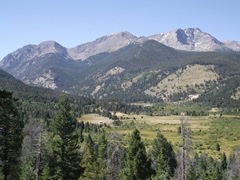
[1,0,240,60]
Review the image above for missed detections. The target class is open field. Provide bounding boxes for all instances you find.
[79,113,240,158]
[79,113,112,125]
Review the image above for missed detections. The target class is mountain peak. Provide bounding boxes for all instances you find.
[183,27,202,32]
[0,40,69,72]
[39,40,61,47]
[68,31,138,60]
[111,31,136,38]
[149,27,227,51]
[37,41,66,56]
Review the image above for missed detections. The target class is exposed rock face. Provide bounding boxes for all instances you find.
[149,28,232,52]
[0,41,69,74]
[67,32,141,60]
[31,69,57,89]
[0,41,79,89]
[0,41,69,68]
[98,66,125,82]
[224,40,240,51]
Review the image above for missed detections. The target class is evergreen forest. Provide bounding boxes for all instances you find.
[1,89,240,180]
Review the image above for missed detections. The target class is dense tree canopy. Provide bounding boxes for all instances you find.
[121,129,153,180]
[0,90,23,180]
[151,131,177,178]
[49,94,83,180]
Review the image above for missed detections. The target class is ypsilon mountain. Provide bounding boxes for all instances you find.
[1,28,240,103]
[148,28,237,52]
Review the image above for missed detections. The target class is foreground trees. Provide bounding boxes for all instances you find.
[49,94,83,180]
[20,118,45,180]
[0,90,23,180]
[121,129,153,180]
[151,131,177,179]
[80,132,109,180]
[80,134,97,179]
[1,90,240,179]
[226,149,240,180]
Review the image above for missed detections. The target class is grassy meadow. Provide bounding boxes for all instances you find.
[79,113,240,159]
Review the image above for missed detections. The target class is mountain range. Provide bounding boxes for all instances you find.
[1,27,240,105]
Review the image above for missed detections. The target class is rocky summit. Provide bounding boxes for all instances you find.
[148,28,234,52]
[1,28,240,102]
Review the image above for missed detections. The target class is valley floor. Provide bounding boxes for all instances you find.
[80,113,240,158]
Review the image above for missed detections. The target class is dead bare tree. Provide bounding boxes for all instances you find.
[106,133,125,180]
[178,116,192,180]
[20,118,45,180]
[226,148,240,179]
[34,128,43,180]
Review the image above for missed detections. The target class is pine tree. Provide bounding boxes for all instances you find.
[49,94,83,180]
[0,90,23,180]
[151,131,177,178]
[186,164,196,180]
[206,156,223,180]
[121,129,153,180]
[220,152,227,171]
[97,131,108,179]
[80,134,98,179]
[197,153,208,179]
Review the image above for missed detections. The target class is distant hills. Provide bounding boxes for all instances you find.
[1,27,240,106]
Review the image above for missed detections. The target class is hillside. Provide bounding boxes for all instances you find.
[67,44,240,104]
[0,68,60,102]
[145,64,219,101]
[1,29,240,105]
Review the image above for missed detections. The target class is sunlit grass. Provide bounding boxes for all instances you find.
[78,113,112,124]
[80,113,240,157]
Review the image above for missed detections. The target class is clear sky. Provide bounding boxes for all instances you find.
[1,0,240,60]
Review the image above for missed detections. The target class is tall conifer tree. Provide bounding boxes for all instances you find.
[121,129,153,180]
[50,94,82,180]
[80,134,98,179]
[97,131,108,179]
[151,131,177,178]
[0,90,23,180]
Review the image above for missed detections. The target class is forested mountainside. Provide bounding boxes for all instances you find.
[0,68,59,101]
[1,38,240,106]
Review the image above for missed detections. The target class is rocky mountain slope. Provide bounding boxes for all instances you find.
[1,28,240,104]
[223,40,240,51]
[68,31,145,61]
[0,68,60,100]
[149,28,234,52]
[0,41,83,89]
